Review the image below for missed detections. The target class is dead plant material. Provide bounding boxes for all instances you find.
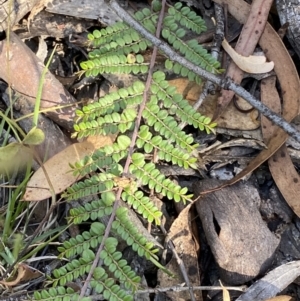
[194,179,279,285]
[201,0,300,194]
[157,203,202,301]
[213,0,273,120]
[0,263,42,287]
[261,76,300,216]
[0,32,78,132]
[236,261,300,301]
[23,135,115,201]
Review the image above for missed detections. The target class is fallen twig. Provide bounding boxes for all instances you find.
[135,284,247,294]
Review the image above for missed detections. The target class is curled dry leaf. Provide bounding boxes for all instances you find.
[23,135,115,201]
[222,39,274,73]
[0,263,42,287]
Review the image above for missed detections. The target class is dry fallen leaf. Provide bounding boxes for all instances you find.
[222,39,274,74]
[0,263,42,287]
[23,135,115,201]
[0,32,77,131]
[261,76,300,216]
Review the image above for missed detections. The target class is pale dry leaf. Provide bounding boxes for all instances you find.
[23,135,115,201]
[222,39,274,73]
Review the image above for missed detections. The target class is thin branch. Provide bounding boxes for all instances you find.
[135,284,247,294]
[108,0,300,144]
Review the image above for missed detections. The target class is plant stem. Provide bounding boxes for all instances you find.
[79,1,168,299]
